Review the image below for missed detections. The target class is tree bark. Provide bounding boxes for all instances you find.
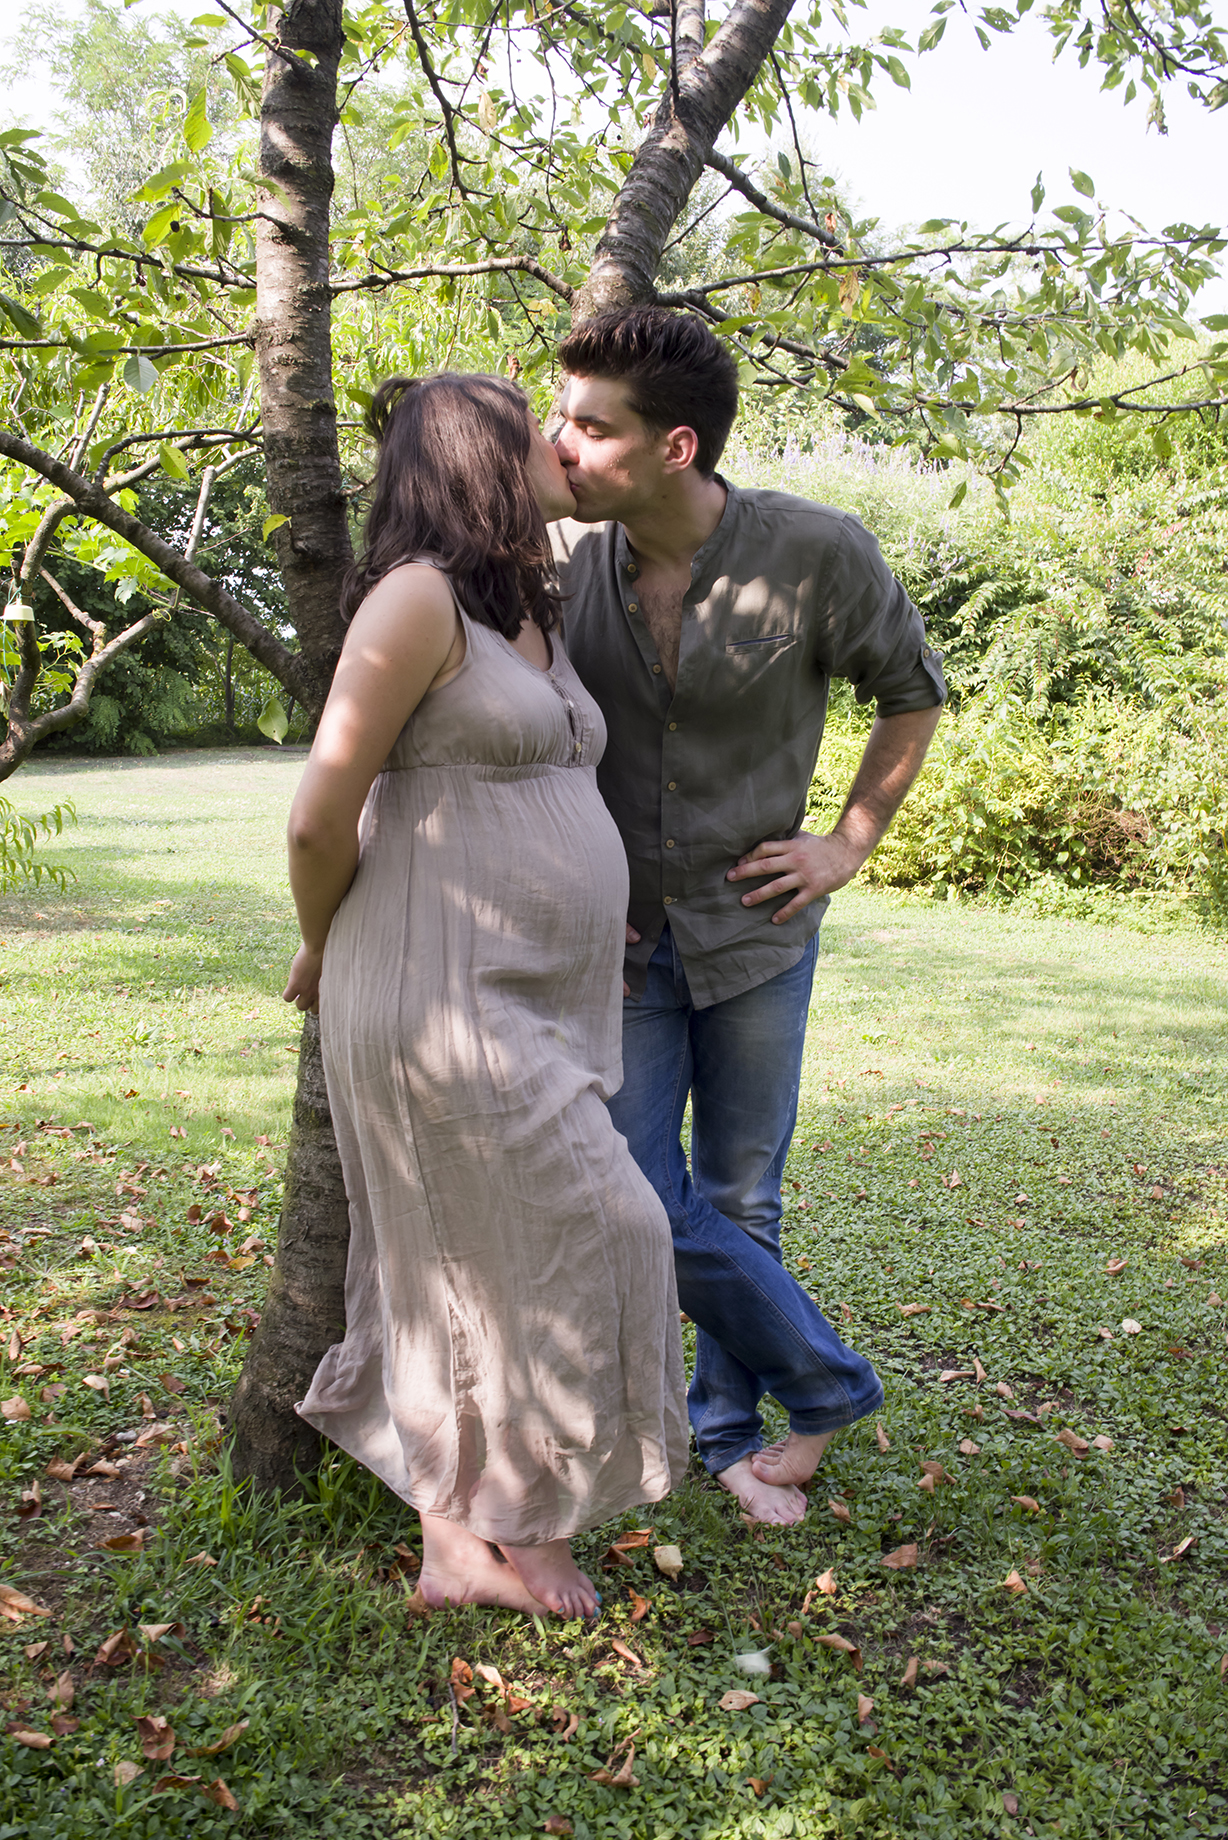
[226,0,356,1494]
[225,1016,349,1490]
[575,0,797,319]
[254,0,351,716]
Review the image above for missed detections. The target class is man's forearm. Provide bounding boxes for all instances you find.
[830,705,943,867]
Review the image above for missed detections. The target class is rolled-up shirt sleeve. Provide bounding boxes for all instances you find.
[815,515,948,715]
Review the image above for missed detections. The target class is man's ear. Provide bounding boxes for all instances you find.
[661,424,700,473]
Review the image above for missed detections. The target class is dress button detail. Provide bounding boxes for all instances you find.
[663,896,673,906]
[665,839,675,848]
[628,602,638,613]
[667,781,677,791]
[668,722,677,731]
[652,663,662,674]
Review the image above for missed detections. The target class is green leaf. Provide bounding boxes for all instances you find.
[262,514,290,541]
[947,480,968,509]
[158,443,190,482]
[122,353,159,394]
[132,161,191,204]
[257,697,289,745]
[851,393,879,417]
[1069,168,1095,198]
[0,292,41,339]
[1031,172,1045,214]
[883,55,911,90]
[1201,314,1228,330]
[1150,424,1173,461]
[142,202,181,247]
[184,88,214,155]
[918,18,946,50]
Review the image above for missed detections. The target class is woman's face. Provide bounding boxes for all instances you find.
[525,413,577,522]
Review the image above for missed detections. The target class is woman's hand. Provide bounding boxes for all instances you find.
[284,944,325,1014]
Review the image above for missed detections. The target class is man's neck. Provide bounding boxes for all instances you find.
[620,472,728,572]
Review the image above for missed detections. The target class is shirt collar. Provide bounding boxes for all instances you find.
[614,475,740,599]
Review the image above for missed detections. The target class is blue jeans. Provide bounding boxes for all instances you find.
[608,925,884,1474]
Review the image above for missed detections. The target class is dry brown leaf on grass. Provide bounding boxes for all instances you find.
[958,1439,981,1456]
[922,1660,951,1676]
[1055,1429,1090,1457]
[184,1552,217,1569]
[786,1620,804,1639]
[0,1584,52,1622]
[880,1543,918,1571]
[188,1720,249,1757]
[9,1728,52,1749]
[1162,1535,1198,1563]
[939,1369,975,1384]
[88,1460,122,1479]
[898,1303,931,1318]
[973,1357,988,1385]
[815,1567,838,1595]
[1002,1791,1020,1815]
[747,1775,773,1797]
[98,1531,145,1554]
[1012,1496,1041,1513]
[152,1774,200,1793]
[829,1499,852,1524]
[139,1623,186,1645]
[543,1818,574,1836]
[114,1761,144,1787]
[919,1461,953,1488]
[589,1740,639,1787]
[24,1641,48,1662]
[875,1422,890,1453]
[685,1629,715,1647]
[46,1671,73,1710]
[718,1689,761,1711]
[610,1639,645,1672]
[1,1397,31,1421]
[815,1633,864,1673]
[900,1655,918,1689]
[1092,1435,1114,1453]
[1220,1655,1228,1681]
[626,1588,649,1623]
[450,1658,475,1703]
[653,1544,683,1581]
[136,1715,176,1761]
[44,1455,84,1482]
[1001,1569,1029,1596]
[94,1629,139,1667]
[857,1694,875,1724]
[995,1381,1015,1401]
[609,1529,653,1552]
[1105,1259,1128,1275]
[1121,1318,1142,1335]
[474,1664,504,1690]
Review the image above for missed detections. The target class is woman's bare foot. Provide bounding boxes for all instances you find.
[715,1454,808,1525]
[497,1539,600,1619]
[749,1429,837,1488]
[418,1515,551,1614]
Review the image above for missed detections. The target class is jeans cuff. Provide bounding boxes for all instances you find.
[697,1439,764,1478]
[787,1377,884,1437]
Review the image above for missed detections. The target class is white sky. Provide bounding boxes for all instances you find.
[5,0,1224,312]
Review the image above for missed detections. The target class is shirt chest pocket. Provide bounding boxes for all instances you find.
[725,633,796,655]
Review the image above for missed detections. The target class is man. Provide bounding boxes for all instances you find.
[550,306,946,1524]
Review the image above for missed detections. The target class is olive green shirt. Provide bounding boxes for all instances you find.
[551,480,947,1008]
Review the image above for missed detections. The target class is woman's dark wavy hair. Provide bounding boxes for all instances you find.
[340,372,561,634]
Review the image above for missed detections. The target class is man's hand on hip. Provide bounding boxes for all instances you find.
[727,830,862,923]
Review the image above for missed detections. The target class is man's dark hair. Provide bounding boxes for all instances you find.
[340,372,560,634]
[558,306,739,478]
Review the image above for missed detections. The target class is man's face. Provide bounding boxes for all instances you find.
[552,374,673,524]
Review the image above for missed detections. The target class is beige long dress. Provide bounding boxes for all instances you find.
[296,588,689,1545]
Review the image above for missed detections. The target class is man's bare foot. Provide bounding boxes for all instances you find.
[749,1429,837,1488]
[418,1515,551,1614]
[497,1539,600,1619]
[715,1454,807,1525]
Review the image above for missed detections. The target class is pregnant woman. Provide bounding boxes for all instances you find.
[283,373,687,1618]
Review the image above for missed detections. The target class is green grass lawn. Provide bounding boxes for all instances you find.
[1,750,1226,1840]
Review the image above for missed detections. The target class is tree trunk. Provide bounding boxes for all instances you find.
[226,0,355,1492]
[226,1017,349,1489]
[254,0,351,716]
[224,634,235,732]
[575,0,797,319]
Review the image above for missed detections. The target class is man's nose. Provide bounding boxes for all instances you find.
[552,425,576,464]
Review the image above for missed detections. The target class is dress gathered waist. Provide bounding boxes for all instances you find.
[380,761,570,781]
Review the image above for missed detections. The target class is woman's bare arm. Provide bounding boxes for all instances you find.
[283,565,464,1011]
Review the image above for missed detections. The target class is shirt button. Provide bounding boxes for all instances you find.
[667,780,677,791]
[628,602,638,613]
[665,838,675,848]
[663,896,673,906]
[668,722,677,731]
[574,743,581,754]
[652,663,661,674]
[923,646,933,657]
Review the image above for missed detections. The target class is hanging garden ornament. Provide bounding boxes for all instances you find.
[3,592,33,622]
